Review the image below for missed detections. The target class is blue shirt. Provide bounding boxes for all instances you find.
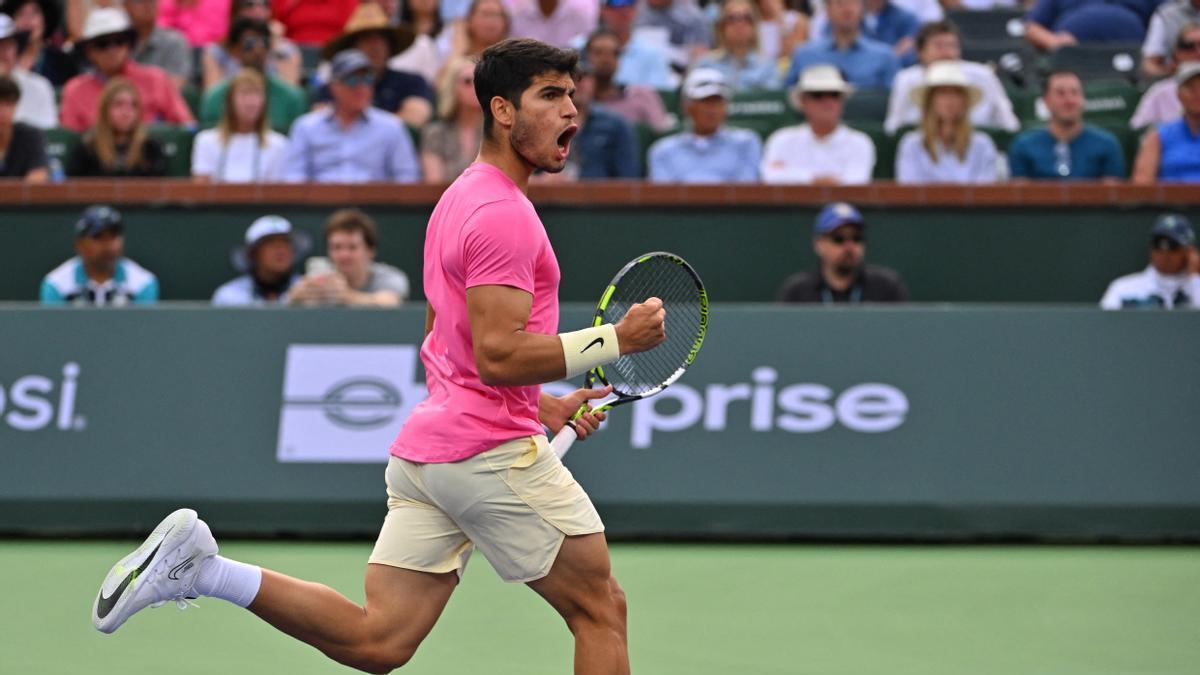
[648,126,762,183]
[316,68,435,113]
[812,2,920,48]
[694,51,783,92]
[576,106,640,179]
[1026,0,1153,41]
[283,107,421,183]
[40,256,159,306]
[785,36,900,89]
[1156,118,1200,182]
[1007,126,1126,180]
[615,37,676,90]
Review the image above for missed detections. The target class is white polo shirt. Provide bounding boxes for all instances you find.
[1100,266,1200,310]
[761,123,876,185]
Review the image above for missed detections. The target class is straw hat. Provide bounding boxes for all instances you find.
[909,61,982,109]
[789,64,854,109]
[322,3,415,60]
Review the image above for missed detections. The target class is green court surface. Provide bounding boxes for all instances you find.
[2,542,1197,675]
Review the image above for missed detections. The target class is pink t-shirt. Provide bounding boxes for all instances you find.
[390,162,560,463]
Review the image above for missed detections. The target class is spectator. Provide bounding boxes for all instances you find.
[761,64,874,184]
[784,0,899,89]
[598,0,676,89]
[648,67,761,182]
[1133,22,1200,128]
[0,73,47,181]
[1008,70,1126,180]
[1133,62,1200,182]
[777,202,909,303]
[213,214,308,305]
[892,0,943,23]
[754,0,810,64]
[269,0,358,46]
[156,0,231,47]
[67,78,168,177]
[282,49,420,183]
[808,0,920,60]
[636,0,712,67]
[1101,214,1200,309]
[695,0,783,92]
[200,19,307,131]
[565,70,639,178]
[421,57,482,183]
[202,0,301,88]
[316,4,433,127]
[192,69,288,182]
[507,0,595,48]
[896,61,999,184]
[0,13,54,128]
[445,0,511,63]
[390,0,445,83]
[40,205,159,307]
[287,208,410,307]
[584,27,672,132]
[2,0,78,86]
[885,20,1020,135]
[1143,0,1200,77]
[127,0,192,89]
[1025,0,1152,51]
[60,8,194,132]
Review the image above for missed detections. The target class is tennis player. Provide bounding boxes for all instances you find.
[91,39,666,675]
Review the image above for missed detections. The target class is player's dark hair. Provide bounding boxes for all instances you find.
[1042,68,1080,94]
[0,74,20,104]
[325,208,379,250]
[475,38,579,139]
[915,20,959,53]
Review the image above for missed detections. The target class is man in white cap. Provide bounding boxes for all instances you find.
[761,64,875,184]
[59,7,193,132]
[0,13,55,128]
[884,19,1019,135]
[647,67,761,182]
[212,215,309,306]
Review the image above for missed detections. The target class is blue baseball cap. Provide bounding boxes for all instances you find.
[1151,213,1195,248]
[75,205,123,238]
[814,202,864,236]
[603,0,637,8]
[330,49,373,80]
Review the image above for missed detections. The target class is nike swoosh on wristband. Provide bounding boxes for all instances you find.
[581,337,605,353]
[96,531,170,620]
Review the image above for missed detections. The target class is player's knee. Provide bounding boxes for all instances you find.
[608,576,628,623]
[564,579,625,638]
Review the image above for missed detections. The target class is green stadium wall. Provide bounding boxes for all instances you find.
[1,306,1197,540]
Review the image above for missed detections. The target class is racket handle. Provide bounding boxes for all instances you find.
[551,423,580,459]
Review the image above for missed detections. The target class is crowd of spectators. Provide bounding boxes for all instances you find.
[0,0,1197,186]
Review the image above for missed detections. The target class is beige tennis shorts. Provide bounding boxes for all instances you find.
[369,435,604,583]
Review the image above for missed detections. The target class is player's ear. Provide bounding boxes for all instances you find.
[490,96,514,130]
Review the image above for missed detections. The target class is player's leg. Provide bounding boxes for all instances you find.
[246,563,457,674]
[527,532,630,675]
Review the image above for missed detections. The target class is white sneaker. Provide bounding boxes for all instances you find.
[92,508,218,634]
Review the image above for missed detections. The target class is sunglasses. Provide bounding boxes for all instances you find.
[723,13,754,23]
[91,35,131,50]
[339,72,375,87]
[1177,39,1200,51]
[240,35,267,50]
[805,91,843,100]
[828,233,865,245]
[1152,236,1182,251]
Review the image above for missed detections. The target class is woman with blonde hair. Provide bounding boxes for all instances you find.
[695,0,782,91]
[895,61,998,184]
[66,78,166,177]
[420,57,482,183]
[192,68,287,183]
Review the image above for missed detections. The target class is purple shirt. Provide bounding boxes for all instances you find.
[505,0,596,48]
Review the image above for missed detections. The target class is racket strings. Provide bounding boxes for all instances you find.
[603,256,704,396]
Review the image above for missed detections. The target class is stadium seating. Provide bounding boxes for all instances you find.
[1046,44,1141,85]
[946,8,1026,43]
[147,125,197,177]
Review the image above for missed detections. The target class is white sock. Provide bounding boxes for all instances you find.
[195,556,262,608]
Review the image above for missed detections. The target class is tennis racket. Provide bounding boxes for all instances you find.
[552,252,708,459]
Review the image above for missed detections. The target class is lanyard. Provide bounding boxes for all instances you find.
[216,135,263,182]
[821,284,862,305]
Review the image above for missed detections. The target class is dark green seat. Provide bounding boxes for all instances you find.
[726,90,796,140]
[842,89,890,124]
[946,8,1026,43]
[1047,44,1141,85]
[181,84,203,119]
[849,122,895,179]
[42,127,81,167]
[146,125,196,177]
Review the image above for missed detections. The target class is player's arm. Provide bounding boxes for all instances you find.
[466,284,663,387]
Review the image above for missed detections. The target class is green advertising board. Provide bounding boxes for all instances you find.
[1,306,1197,540]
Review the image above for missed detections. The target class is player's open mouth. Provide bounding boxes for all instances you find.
[556,125,578,160]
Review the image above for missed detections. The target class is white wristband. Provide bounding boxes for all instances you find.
[560,324,620,378]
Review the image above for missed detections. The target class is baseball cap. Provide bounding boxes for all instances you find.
[331,49,373,80]
[683,67,730,101]
[603,0,637,8]
[0,14,25,41]
[1176,61,1200,87]
[75,205,123,238]
[814,202,864,236]
[232,215,311,273]
[1150,213,1195,247]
